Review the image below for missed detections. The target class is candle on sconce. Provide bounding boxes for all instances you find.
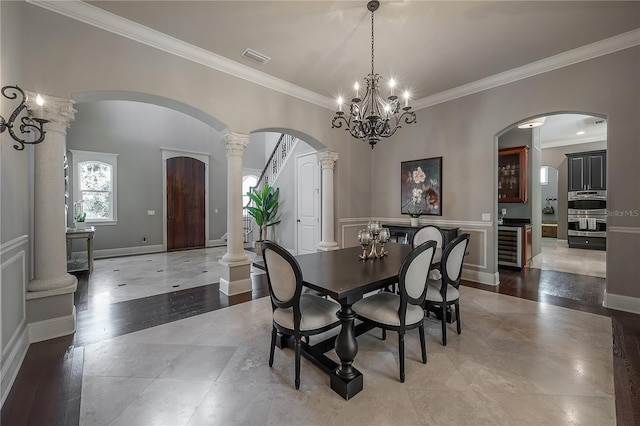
[389,79,395,97]
[403,90,410,108]
[337,96,343,112]
[35,94,44,118]
[354,82,359,99]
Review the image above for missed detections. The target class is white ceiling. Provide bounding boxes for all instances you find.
[539,114,607,148]
[66,0,639,107]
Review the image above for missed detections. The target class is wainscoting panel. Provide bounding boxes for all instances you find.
[1,236,29,407]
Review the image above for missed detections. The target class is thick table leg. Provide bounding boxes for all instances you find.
[330,304,363,399]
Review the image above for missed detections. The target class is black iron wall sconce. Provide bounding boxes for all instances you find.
[0,85,49,151]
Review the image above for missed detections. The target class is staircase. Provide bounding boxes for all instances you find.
[243,133,297,243]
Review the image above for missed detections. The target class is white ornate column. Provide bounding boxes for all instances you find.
[219,131,252,295]
[317,151,339,251]
[27,92,77,293]
[25,92,78,342]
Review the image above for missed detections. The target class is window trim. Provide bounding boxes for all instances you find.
[540,165,549,185]
[70,149,119,225]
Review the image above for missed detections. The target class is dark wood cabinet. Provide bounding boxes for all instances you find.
[498,145,529,203]
[567,150,606,191]
[384,224,458,247]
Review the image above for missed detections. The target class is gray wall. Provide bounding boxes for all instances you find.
[0,0,31,405]
[66,100,269,250]
[369,47,639,298]
[541,140,607,239]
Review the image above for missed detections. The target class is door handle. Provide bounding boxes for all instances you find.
[168,213,172,220]
[297,219,301,222]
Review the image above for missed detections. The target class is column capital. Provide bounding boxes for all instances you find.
[220,130,250,157]
[316,150,339,169]
[25,91,76,136]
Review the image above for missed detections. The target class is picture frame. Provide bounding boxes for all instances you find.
[401,156,442,216]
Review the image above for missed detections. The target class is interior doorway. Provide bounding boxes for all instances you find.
[162,149,210,252]
[496,112,607,280]
[296,152,320,254]
[166,157,206,251]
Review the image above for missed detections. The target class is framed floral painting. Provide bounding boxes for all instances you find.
[401,157,442,216]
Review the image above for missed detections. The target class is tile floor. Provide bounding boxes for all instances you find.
[531,238,606,278]
[79,286,615,425]
[90,239,606,307]
[90,247,260,306]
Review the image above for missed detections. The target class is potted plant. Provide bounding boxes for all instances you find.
[246,185,281,254]
[73,201,87,229]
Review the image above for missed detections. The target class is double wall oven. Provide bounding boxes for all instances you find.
[567,190,606,250]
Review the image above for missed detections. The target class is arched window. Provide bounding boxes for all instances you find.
[71,150,118,224]
[242,175,259,207]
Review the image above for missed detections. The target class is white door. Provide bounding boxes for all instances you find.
[296,153,320,254]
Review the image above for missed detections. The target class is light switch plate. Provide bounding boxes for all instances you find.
[482,213,491,221]
[147,210,155,216]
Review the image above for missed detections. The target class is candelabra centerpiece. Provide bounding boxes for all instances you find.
[357,220,390,260]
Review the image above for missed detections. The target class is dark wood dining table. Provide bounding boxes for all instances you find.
[254,242,443,400]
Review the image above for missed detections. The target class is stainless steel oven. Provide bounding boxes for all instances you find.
[567,190,607,250]
[568,190,607,213]
[567,214,607,237]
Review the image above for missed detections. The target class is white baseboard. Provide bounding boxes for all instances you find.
[27,307,76,343]
[1,328,29,408]
[604,291,640,314]
[208,239,227,247]
[462,269,499,286]
[94,244,164,259]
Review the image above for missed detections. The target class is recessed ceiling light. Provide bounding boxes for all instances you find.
[517,117,546,129]
[576,131,585,135]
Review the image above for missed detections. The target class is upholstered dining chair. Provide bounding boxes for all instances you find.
[411,225,443,249]
[352,240,437,382]
[261,241,340,389]
[424,233,470,346]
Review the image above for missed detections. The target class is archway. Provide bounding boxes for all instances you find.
[495,111,608,305]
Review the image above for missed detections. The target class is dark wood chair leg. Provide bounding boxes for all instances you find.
[455,302,461,334]
[398,332,405,383]
[304,336,310,344]
[441,304,447,346]
[269,327,276,367]
[294,337,301,389]
[419,324,427,364]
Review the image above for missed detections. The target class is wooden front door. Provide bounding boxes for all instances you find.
[167,156,205,251]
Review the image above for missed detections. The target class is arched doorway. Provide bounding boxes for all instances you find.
[495,112,608,304]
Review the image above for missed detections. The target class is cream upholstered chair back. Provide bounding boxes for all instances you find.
[411,225,443,249]
[262,241,303,308]
[402,241,437,301]
[443,234,470,286]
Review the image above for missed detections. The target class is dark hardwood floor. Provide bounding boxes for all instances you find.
[2,267,638,426]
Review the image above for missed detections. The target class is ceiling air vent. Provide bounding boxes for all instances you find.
[241,48,270,65]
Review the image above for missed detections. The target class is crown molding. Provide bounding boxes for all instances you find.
[413,28,640,110]
[27,0,334,109]
[28,1,639,112]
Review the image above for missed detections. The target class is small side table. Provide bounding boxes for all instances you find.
[66,226,95,273]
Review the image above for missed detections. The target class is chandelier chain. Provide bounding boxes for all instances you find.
[371,7,375,77]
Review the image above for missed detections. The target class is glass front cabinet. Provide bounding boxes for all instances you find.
[498,145,529,203]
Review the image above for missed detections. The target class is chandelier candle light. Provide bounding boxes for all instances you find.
[332,0,416,149]
[357,220,390,260]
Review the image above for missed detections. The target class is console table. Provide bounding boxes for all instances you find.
[66,227,95,273]
[382,223,459,247]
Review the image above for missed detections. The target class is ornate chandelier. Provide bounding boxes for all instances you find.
[332,0,416,149]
